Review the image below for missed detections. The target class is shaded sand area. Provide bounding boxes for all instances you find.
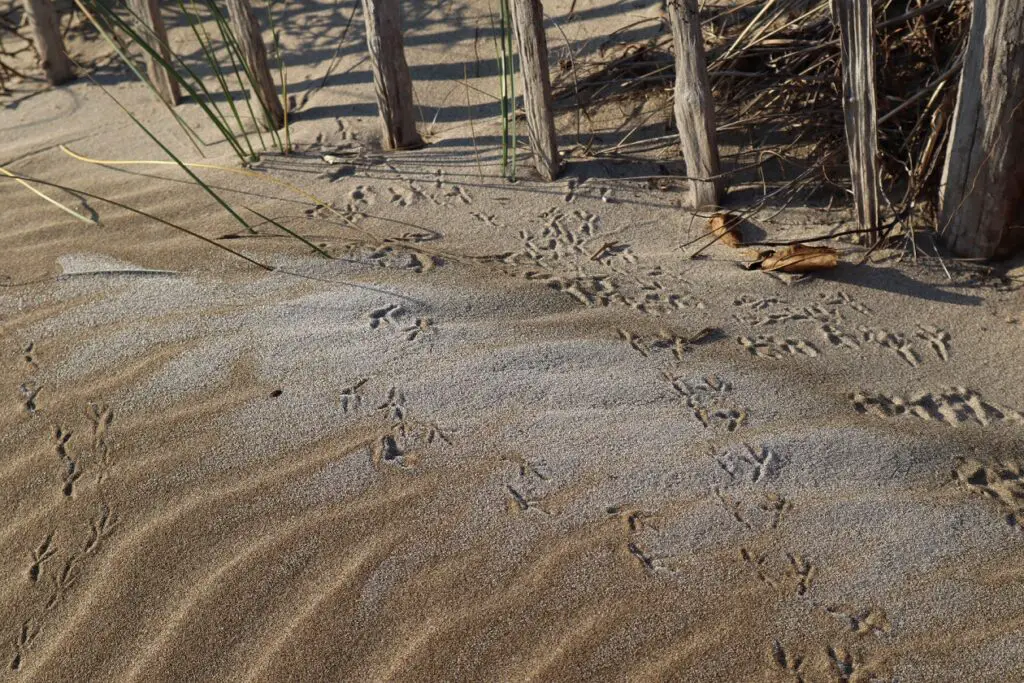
[3,1,1024,680]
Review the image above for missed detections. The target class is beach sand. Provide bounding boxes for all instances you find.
[2,1,1024,680]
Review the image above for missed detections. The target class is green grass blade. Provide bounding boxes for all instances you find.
[85,70,257,234]
[204,0,270,150]
[73,0,208,155]
[80,0,249,161]
[0,173,272,270]
[204,0,284,151]
[178,0,257,159]
[245,207,331,258]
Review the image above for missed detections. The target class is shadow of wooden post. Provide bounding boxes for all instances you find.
[22,0,73,85]
[667,0,721,210]
[226,0,285,130]
[509,0,560,181]
[361,0,422,150]
[831,0,880,243]
[128,0,181,106]
[939,0,1024,259]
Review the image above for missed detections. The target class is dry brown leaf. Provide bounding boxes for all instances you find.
[707,212,743,248]
[761,245,839,273]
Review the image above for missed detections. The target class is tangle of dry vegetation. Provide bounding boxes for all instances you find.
[553,0,970,232]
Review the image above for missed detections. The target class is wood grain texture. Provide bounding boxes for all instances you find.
[226,0,285,130]
[939,0,1024,259]
[360,0,422,150]
[128,0,181,106]
[509,0,561,181]
[667,0,721,209]
[831,0,880,242]
[22,0,73,85]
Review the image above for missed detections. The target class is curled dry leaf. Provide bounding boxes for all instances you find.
[707,212,744,248]
[761,245,839,273]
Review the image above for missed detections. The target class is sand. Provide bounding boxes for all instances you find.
[2,0,1024,680]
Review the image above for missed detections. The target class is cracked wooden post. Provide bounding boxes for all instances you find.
[129,0,181,106]
[831,0,880,242]
[360,0,422,150]
[509,0,560,181]
[939,0,1024,259]
[226,0,285,129]
[22,0,73,85]
[667,0,720,209]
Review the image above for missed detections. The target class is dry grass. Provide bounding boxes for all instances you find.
[552,0,970,237]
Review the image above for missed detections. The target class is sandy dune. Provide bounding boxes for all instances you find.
[3,1,1024,680]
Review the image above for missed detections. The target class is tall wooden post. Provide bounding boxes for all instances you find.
[667,0,720,209]
[831,0,880,242]
[509,0,560,181]
[22,0,73,85]
[226,0,285,130]
[360,0,422,150]
[129,0,181,106]
[939,0,1024,259]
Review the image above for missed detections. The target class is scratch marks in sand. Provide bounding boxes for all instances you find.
[27,535,56,584]
[734,291,952,368]
[85,403,113,484]
[851,388,1024,426]
[503,455,553,515]
[19,383,42,416]
[738,335,819,359]
[617,327,719,362]
[605,505,666,573]
[363,387,450,470]
[52,427,79,498]
[955,459,1024,532]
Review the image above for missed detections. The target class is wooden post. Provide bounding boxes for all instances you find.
[939,0,1024,259]
[667,0,724,208]
[226,0,285,129]
[22,0,73,85]
[667,0,721,210]
[509,0,560,181]
[129,0,181,106]
[831,0,880,241]
[360,0,422,150]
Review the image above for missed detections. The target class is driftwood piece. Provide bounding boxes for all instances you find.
[22,0,73,85]
[667,0,721,209]
[509,0,560,181]
[226,0,285,129]
[831,0,880,242]
[939,0,1024,259]
[128,0,180,105]
[360,0,422,150]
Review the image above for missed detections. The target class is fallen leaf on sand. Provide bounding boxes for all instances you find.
[761,245,839,273]
[707,212,744,248]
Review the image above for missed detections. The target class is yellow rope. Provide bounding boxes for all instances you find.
[0,166,98,224]
[60,144,333,214]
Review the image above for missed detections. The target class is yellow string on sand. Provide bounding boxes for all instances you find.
[0,166,98,224]
[60,144,334,214]
[58,145,463,264]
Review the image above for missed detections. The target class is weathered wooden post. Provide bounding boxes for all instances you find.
[831,0,880,242]
[129,0,181,106]
[22,0,73,85]
[939,0,1024,259]
[509,0,560,181]
[360,0,422,149]
[667,0,721,209]
[226,0,285,129]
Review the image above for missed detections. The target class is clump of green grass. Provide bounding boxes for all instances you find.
[493,0,517,180]
[76,0,290,163]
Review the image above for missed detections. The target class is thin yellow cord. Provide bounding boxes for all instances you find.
[58,145,464,264]
[61,144,328,212]
[0,166,98,224]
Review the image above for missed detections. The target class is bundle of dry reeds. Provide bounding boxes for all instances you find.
[554,0,970,228]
